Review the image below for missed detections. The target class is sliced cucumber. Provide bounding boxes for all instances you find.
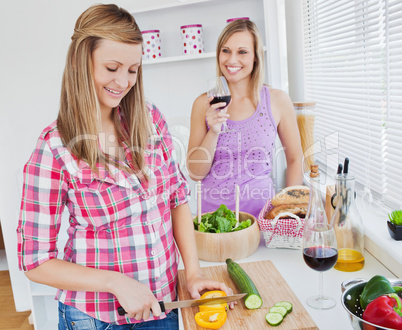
[265,312,283,326]
[269,306,287,317]
[244,294,262,309]
[274,301,293,314]
[226,258,263,309]
[266,301,293,326]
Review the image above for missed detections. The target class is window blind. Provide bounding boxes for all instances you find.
[384,0,402,207]
[302,0,402,208]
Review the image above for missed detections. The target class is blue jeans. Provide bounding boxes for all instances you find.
[58,302,179,330]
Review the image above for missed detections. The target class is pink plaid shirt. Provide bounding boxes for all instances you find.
[17,103,190,325]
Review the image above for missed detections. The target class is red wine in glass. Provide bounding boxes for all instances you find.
[210,95,231,110]
[207,76,232,133]
[303,246,338,272]
[303,166,338,309]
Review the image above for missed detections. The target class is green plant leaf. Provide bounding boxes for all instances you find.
[388,210,402,226]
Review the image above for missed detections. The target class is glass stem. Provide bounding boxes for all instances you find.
[318,272,323,299]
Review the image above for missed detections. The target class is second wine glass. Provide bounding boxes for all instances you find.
[207,76,232,134]
[302,164,338,310]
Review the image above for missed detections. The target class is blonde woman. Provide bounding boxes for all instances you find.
[17,4,233,329]
[187,19,303,218]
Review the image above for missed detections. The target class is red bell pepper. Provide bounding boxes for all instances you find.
[362,293,402,330]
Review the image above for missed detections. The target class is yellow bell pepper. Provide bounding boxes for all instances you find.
[199,290,228,312]
[194,311,227,329]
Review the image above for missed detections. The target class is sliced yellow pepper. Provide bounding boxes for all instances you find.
[194,311,227,329]
[199,290,228,312]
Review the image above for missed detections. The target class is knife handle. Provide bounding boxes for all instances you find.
[117,301,165,316]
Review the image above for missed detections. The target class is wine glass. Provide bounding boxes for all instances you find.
[207,76,232,134]
[302,221,338,309]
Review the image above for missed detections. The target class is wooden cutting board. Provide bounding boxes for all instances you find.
[177,260,318,329]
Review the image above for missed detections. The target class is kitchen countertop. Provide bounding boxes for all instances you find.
[178,232,396,330]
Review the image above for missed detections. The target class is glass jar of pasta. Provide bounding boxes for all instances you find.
[294,102,316,172]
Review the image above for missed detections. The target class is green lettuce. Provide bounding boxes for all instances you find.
[194,204,252,233]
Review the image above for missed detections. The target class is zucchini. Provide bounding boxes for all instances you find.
[265,312,283,326]
[225,258,263,309]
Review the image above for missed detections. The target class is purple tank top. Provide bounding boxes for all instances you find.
[201,86,277,218]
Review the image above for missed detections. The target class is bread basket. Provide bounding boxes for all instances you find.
[257,200,305,249]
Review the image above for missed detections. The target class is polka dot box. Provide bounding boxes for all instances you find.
[142,30,161,60]
[180,24,204,55]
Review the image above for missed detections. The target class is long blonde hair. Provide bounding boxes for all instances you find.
[216,19,265,105]
[57,4,152,177]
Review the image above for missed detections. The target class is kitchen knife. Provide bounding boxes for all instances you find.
[117,293,247,315]
[343,157,349,174]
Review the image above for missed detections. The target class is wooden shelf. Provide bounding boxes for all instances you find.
[143,48,267,65]
[143,51,215,65]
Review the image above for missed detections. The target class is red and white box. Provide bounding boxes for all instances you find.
[142,30,161,60]
[180,24,204,55]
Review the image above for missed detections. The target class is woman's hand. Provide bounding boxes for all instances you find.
[110,273,161,320]
[205,96,230,134]
[186,273,237,310]
[187,94,229,180]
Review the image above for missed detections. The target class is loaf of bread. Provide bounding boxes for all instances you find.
[264,203,308,219]
[271,185,310,206]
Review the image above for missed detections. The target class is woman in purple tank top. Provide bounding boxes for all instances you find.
[187,19,303,218]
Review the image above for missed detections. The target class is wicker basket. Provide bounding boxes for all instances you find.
[257,200,305,249]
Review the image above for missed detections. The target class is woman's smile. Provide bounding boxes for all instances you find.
[104,86,124,97]
[226,66,242,74]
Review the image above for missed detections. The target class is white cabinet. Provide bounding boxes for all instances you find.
[28,283,59,329]
[135,0,267,60]
[27,0,286,328]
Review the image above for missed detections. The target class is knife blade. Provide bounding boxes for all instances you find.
[117,293,247,315]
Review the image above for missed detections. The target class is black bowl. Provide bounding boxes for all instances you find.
[387,220,402,240]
